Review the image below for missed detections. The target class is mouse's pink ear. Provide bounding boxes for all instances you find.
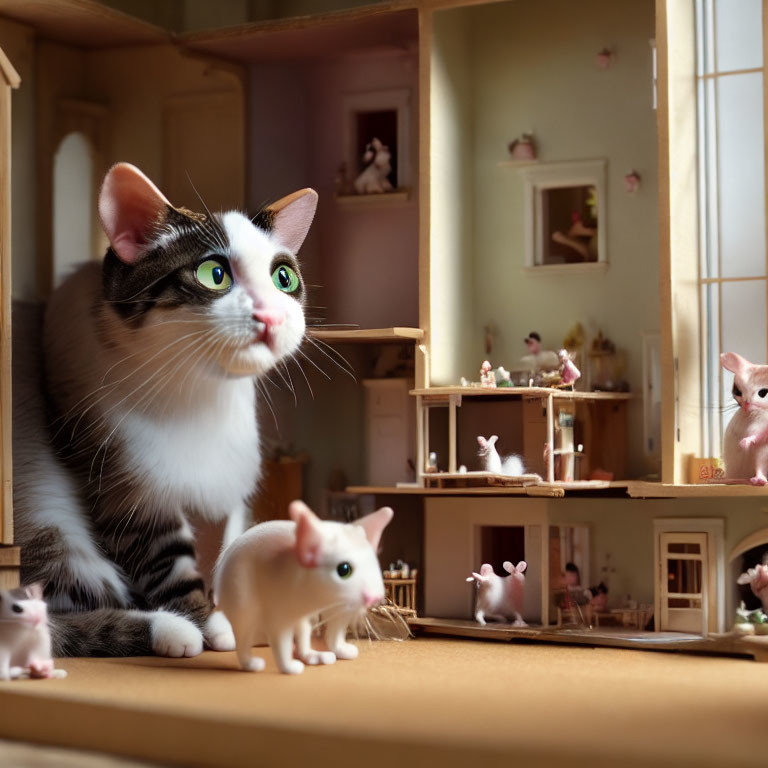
[721,352,754,376]
[25,583,44,600]
[98,163,171,265]
[354,506,393,553]
[289,500,324,568]
[266,188,318,254]
[479,563,494,577]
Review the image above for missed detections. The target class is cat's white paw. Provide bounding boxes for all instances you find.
[151,612,203,658]
[333,642,358,660]
[204,611,236,652]
[299,650,336,666]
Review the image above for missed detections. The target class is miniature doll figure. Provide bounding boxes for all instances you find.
[353,137,394,194]
[589,582,609,612]
[520,333,559,373]
[480,360,496,388]
[558,349,581,387]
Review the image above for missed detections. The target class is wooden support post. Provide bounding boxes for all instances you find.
[416,395,424,482]
[0,546,20,589]
[546,393,555,484]
[448,394,459,473]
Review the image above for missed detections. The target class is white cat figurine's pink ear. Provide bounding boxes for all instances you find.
[98,162,172,265]
[267,188,318,254]
[721,352,768,485]
[214,500,394,674]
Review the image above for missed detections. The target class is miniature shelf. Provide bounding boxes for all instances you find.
[334,190,410,206]
[409,386,632,401]
[306,327,424,344]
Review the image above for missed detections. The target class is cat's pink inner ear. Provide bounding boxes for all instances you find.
[721,351,753,376]
[289,500,324,568]
[268,188,318,254]
[98,163,171,265]
[354,506,394,552]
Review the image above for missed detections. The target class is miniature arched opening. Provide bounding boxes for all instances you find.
[53,131,95,288]
[728,529,768,616]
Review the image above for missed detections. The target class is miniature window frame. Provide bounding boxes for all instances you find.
[342,88,411,192]
[520,159,607,274]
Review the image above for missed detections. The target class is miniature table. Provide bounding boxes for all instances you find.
[410,386,632,484]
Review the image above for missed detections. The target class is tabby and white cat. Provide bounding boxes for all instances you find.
[13,163,316,657]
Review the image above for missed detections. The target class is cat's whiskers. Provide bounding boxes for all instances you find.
[83,328,224,480]
[295,347,331,381]
[72,329,215,452]
[304,336,356,382]
[54,328,211,441]
[254,378,279,431]
[287,352,314,400]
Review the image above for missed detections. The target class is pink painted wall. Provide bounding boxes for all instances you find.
[248,46,419,330]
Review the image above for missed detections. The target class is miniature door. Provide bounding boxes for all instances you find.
[659,533,709,635]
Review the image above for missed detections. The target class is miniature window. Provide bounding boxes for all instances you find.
[520,160,607,270]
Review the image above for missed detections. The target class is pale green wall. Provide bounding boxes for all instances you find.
[433,0,658,475]
[429,8,476,386]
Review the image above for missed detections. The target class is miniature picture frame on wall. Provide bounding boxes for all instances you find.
[520,159,607,273]
[342,88,411,195]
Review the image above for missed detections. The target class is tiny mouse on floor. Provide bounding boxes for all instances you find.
[0,584,66,680]
[214,501,393,674]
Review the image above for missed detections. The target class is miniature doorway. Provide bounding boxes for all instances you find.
[53,132,96,287]
[653,519,724,635]
[728,528,768,620]
[659,532,708,634]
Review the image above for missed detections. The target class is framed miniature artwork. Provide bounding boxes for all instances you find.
[341,88,411,194]
[520,159,607,272]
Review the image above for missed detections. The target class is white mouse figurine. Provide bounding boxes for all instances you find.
[721,352,768,485]
[466,561,528,626]
[477,435,525,476]
[214,500,394,674]
[0,584,66,681]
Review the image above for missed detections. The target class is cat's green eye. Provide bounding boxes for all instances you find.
[336,562,353,580]
[196,259,232,292]
[272,264,300,294]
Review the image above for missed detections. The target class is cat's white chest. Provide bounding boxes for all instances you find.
[115,380,260,519]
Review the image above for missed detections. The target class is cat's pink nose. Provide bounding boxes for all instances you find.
[363,590,383,609]
[253,309,285,328]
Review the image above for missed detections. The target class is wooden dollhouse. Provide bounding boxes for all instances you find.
[0,2,767,766]
[0,0,766,662]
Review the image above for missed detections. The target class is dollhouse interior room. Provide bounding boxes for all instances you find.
[0,0,767,766]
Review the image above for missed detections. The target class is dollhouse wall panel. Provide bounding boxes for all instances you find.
[248,49,419,330]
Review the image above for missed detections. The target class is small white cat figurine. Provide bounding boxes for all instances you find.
[721,352,768,485]
[477,435,525,476]
[353,138,394,194]
[214,501,393,674]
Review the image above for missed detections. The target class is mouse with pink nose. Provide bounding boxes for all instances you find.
[721,352,768,485]
[214,501,393,674]
[0,584,66,681]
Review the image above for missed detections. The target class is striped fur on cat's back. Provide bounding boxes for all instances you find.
[13,163,317,657]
